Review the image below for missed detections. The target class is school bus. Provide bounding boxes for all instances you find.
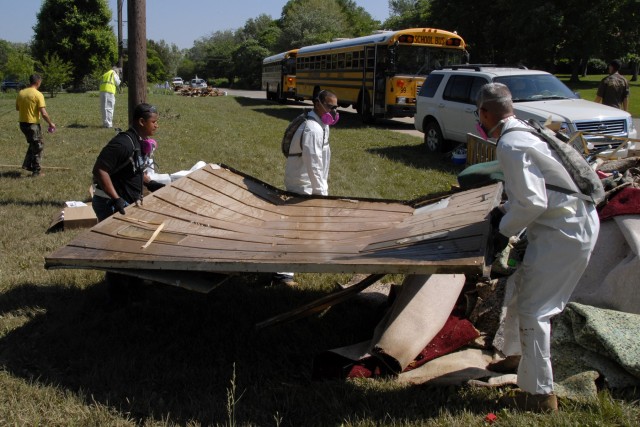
[295,28,467,122]
[261,49,300,102]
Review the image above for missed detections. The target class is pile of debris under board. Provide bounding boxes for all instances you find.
[312,154,640,402]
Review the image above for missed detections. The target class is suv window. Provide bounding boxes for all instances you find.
[419,74,444,98]
[443,75,489,104]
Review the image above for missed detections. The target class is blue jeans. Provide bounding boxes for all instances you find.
[92,195,129,222]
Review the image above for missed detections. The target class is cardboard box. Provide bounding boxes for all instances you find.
[48,201,98,233]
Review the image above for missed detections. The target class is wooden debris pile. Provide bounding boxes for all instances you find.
[175,87,228,97]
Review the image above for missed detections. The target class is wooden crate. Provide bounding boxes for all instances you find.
[466,133,496,166]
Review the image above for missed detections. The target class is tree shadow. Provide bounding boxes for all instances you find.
[232,96,418,132]
[0,273,421,425]
[366,144,466,174]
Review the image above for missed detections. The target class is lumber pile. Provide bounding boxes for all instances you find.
[175,87,228,97]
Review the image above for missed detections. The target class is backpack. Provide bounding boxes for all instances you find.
[500,119,605,205]
[281,110,310,157]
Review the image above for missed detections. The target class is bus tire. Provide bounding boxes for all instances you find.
[277,85,286,104]
[424,120,445,152]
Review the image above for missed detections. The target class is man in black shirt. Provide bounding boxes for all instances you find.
[92,103,159,221]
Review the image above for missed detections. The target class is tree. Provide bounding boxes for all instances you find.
[187,30,239,83]
[232,39,271,88]
[239,14,282,54]
[32,0,117,88]
[37,52,73,97]
[335,0,380,36]
[279,0,348,49]
[148,39,183,78]
[5,51,35,84]
[146,47,166,83]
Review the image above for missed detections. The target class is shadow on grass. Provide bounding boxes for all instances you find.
[0,171,26,179]
[232,96,418,132]
[0,198,68,208]
[0,274,488,425]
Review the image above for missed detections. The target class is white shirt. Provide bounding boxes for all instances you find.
[284,111,331,195]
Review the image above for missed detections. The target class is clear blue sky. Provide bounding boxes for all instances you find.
[0,0,391,49]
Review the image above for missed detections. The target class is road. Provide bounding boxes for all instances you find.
[224,89,640,141]
[224,89,424,139]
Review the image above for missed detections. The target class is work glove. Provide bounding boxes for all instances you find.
[489,206,505,229]
[111,197,127,215]
[145,180,165,192]
[492,230,510,255]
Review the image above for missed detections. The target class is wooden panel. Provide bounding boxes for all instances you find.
[45,165,502,278]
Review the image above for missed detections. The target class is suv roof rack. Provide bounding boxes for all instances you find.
[441,64,528,71]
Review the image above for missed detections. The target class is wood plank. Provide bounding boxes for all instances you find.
[44,167,500,278]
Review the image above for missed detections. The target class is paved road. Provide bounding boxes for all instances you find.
[225,89,424,139]
[225,89,640,141]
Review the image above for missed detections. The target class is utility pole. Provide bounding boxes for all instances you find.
[117,0,124,70]
[127,0,147,126]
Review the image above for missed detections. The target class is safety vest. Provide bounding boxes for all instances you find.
[100,70,117,94]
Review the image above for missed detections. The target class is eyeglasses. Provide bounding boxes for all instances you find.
[144,105,158,113]
[323,103,338,112]
[474,107,485,118]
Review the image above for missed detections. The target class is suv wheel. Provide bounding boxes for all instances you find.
[424,121,444,152]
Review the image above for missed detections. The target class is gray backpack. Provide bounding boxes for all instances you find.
[281,110,310,157]
[500,119,605,205]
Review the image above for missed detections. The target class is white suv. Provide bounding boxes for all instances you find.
[415,66,637,152]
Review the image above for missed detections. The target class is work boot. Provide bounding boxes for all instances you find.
[487,355,521,373]
[499,389,558,413]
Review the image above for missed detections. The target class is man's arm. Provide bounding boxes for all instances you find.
[39,107,55,129]
[93,164,119,200]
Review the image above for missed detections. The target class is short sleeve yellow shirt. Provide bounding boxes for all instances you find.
[16,87,46,124]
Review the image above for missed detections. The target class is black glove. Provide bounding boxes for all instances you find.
[489,206,505,229]
[145,180,165,192]
[492,230,510,254]
[112,197,126,215]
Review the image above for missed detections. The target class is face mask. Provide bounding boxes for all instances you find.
[141,138,157,155]
[321,111,340,126]
[475,117,513,141]
[475,122,489,140]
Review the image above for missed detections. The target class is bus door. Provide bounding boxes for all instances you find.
[359,46,376,120]
[373,46,388,115]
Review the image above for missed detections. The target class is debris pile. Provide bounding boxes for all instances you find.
[174,87,228,97]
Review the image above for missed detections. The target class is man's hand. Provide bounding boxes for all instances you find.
[492,230,510,255]
[112,197,126,215]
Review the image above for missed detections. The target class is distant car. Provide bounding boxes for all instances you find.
[190,78,207,89]
[414,65,637,152]
[171,77,184,87]
[1,80,24,92]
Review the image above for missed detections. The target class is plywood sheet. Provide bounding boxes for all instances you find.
[45,164,501,277]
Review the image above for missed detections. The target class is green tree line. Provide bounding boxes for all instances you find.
[2,0,640,93]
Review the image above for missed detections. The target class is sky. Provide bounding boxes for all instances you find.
[0,0,391,49]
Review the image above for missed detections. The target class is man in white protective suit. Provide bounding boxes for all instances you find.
[273,90,339,287]
[475,83,600,412]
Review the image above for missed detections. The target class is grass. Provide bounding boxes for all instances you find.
[559,73,640,117]
[1,89,639,426]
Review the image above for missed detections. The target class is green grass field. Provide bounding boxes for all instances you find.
[0,88,638,426]
[559,73,640,117]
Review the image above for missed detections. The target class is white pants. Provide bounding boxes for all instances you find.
[502,206,599,394]
[100,91,116,128]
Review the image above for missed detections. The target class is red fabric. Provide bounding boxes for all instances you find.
[599,187,640,221]
[343,315,479,378]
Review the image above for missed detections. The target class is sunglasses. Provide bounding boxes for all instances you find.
[323,103,338,112]
[144,105,158,114]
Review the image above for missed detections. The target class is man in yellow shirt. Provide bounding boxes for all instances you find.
[16,74,55,177]
[99,66,121,128]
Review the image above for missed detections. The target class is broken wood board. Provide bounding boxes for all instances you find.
[45,164,501,280]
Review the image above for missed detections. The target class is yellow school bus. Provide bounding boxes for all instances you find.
[262,49,300,102]
[295,28,467,121]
